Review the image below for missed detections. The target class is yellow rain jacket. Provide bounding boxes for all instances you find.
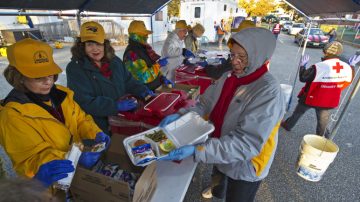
[0,85,101,177]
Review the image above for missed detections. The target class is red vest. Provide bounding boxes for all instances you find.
[303,58,353,108]
[272,24,280,34]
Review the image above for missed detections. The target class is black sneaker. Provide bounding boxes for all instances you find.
[281,121,291,131]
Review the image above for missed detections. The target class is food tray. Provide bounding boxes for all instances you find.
[143,92,180,112]
[123,112,214,166]
[123,127,169,166]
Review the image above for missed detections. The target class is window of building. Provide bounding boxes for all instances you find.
[194,7,201,18]
[224,4,227,11]
[155,11,163,21]
[236,8,238,13]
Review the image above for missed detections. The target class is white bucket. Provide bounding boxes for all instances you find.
[280,84,293,107]
[296,134,339,182]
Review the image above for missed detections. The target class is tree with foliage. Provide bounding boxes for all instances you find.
[168,0,181,17]
[278,2,302,22]
[239,0,277,17]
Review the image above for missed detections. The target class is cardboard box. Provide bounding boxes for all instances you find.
[155,83,200,101]
[71,134,157,202]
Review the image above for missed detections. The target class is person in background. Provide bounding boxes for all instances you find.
[160,27,285,201]
[0,38,110,187]
[185,23,205,53]
[162,20,195,81]
[327,28,337,43]
[205,20,256,80]
[123,20,173,91]
[272,20,281,40]
[281,41,359,137]
[66,21,153,134]
[217,19,226,50]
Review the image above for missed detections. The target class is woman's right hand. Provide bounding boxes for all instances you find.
[117,99,137,112]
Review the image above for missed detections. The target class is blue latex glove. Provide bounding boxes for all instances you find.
[219,58,227,64]
[349,55,360,66]
[197,61,208,67]
[160,145,195,161]
[95,132,111,149]
[79,151,102,169]
[161,76,175,88]
[117,99,137,112]
[300,54,310,67]
[183,49,195,58]
[159,113,181,127]
[140,88,156,98]
[34,160,75,187]
[158,58,168,67]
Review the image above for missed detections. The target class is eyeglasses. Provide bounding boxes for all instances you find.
[229,53,247,62]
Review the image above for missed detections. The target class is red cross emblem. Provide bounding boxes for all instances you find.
[332,62,343,73]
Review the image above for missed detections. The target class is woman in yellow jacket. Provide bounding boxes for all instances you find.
[0,38,110,187]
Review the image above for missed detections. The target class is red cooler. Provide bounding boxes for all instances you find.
[175,64,213,94]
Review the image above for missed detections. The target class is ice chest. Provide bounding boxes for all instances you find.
[71,134,157,202]
[175,64,214,94]
[123,111,215,166]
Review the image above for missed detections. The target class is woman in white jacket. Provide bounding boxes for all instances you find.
[160,27,285,202]
[161,20,195,81]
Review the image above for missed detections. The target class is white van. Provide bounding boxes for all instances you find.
[288,23,305,35]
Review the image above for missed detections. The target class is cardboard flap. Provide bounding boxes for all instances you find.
[132,163,157,202]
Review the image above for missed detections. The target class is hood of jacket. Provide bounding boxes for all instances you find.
[229,27,276,77]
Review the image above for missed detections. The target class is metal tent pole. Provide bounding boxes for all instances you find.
[151,15,154,46]
[329,64,360,140]
[287,21,313,110]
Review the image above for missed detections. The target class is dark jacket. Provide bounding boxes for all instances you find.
[66,56,147,134]
[205,58,232,80]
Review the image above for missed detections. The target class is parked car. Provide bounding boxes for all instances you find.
[294,28,329,47]
[282,21,293,32]
[288,23,305,35]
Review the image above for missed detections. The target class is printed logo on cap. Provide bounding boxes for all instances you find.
[33,51,49,64]
[86,26,98,33]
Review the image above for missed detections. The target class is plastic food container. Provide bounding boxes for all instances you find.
[123,112,214,166]
[144,92,180,112]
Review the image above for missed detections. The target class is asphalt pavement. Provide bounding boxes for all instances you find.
[0,32,359,201]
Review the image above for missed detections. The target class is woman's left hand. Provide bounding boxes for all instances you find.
[160,145,195,161]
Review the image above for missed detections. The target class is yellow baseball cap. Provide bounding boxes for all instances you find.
[128,20,152,36]
[80,21,105,44]
[175,20,188,30]
[228,20,256,48]
[231,20,256,32]
[6,38,62,78]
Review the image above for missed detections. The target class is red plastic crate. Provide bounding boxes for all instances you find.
[175,64,213,94]
[109,91,196,136]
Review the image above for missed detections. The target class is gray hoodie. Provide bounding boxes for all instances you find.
[183,27,285,182]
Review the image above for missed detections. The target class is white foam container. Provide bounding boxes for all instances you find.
[163,111,214,147]
[123,112,215,166]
